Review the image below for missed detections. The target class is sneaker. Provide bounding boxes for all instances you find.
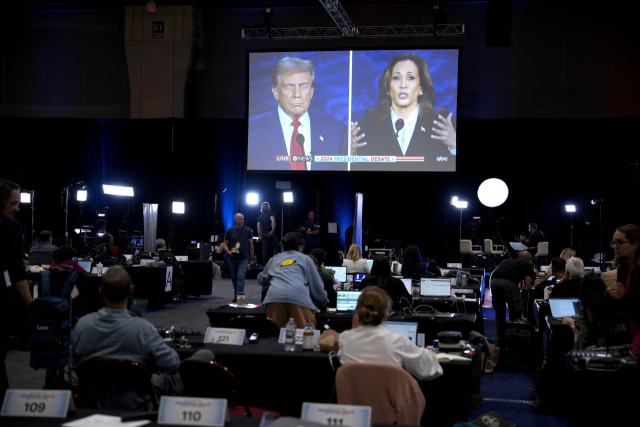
[233,295,237,303]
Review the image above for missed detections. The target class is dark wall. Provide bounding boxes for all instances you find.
[2,2,639,119]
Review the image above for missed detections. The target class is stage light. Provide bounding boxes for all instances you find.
[20,192,31,203]
[77,190,87,202]
[591,199,603,205]
[283,192,293,203]
[454,200,468,208]
[172,202,185,214]
[565,205,576,212]
[478,178,509,208]
[450,196,458,205]
[247,193,259,205]
[103,185,134,197]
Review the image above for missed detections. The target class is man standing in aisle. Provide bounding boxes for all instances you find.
[300,210,320,254]
[257,202,278,266]
[223,213,254,303]
[490,251,534,350]
[1,179,34,400]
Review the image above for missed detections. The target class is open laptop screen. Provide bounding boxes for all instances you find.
[549,298,582,317]
[336,291,362,311]
[366,259,374,270]
[420,278,451,297]
[354,272,368,283]
[400,278,412,294]
[326,266,347,282]
[383,321,418,343]
[77,260,92,273]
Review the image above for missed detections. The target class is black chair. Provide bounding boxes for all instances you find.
[76,357,154,410]
[227,315,280,338]
[179,359,280,418]
[319,319,353,333]
[399,316,445,346]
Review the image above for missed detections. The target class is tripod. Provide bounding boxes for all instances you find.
[492,224,512,260]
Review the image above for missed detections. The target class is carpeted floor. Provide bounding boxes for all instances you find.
[7,277,574,426]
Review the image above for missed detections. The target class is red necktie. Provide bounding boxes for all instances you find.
[290,119,306,171]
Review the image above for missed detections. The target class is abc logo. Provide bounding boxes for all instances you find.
[436,157,448,162]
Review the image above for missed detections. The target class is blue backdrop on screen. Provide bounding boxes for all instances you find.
[350,49,458,122]
[248,51,350,121]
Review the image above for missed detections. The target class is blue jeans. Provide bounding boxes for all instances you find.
[228,257,248,295]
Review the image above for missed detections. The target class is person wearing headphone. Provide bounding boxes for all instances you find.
[257,202,279,266]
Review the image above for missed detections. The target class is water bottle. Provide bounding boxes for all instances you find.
[97,263,103,277]
[302,323,314,352]
[284,318,296,351]
[456,270,462,287]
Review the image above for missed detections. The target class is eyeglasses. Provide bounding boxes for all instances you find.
[610,240,630,248]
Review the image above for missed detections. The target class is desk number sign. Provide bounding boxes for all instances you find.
[1,389,72,418]
[204,327,247,345]
[302,403,372,427]
[158,397,228,426]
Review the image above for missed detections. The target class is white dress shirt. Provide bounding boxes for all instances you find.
[277,106,312,170]
[338,324,443,381]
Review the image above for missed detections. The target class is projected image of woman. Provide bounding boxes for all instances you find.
[350,53,456,172]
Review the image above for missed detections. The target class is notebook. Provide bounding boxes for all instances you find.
[383,321,418,343]
[549,298,582,318]
[326,266,347,282]
[336,290,362,312]
[420,278,452,297]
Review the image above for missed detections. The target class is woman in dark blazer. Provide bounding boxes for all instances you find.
[351,53,456,172]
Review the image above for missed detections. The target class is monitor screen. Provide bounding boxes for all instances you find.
[246,48,460,173]
[336,291,362,311]
[77,260,92,273]
[354,272,368,282]
[383,321,418,343]
[420,278,452,297]
[326,266,347,282]
[366,259,374,270]
[549,298,582,318]
[401,278,412,294]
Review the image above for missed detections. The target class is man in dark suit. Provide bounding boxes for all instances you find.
[248,57,347,171]
[523,223,545,251]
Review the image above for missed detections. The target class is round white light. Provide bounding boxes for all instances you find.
[477,178,509,208]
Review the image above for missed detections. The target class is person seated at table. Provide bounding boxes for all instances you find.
[400,245,428,277]
[70,266,213,411]
[549,257,584,298]
[258,232,328,328]
[534,257,566,299]
[308,254,337,308]
[28,230,57,265]
[338,286,442,381]
[311,247,336,286]
[561,274,627,349]
[538,248,575,282]
[155,238,180,267]
[51,245,89,274]
[358,255,412,305]
[342,244,370,274]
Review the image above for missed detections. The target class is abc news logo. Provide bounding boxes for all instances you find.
[436,157,448,162]
[292,156,313,162]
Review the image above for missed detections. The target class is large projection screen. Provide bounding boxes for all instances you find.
[246,48,459,173]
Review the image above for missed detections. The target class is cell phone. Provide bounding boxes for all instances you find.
[249,333,259,343]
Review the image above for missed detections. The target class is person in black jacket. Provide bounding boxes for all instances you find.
[523,223,545,252]
[359,255,412,306]
[350,53,456,172]
[401,245,428,277]
[550,257,584,298]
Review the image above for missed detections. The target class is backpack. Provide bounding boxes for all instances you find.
[30,269,78,369]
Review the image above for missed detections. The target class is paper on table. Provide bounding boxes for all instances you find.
[62,414,151,427]
[436,353,470,362]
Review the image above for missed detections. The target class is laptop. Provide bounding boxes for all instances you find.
[401,278,412,295]
[326,266,347,283]
[77,260,92,273]
[383,321,418,343]
[549,297,582,318]
[420,278,452,298]
[336,290,362,312]
[365,259,374,270]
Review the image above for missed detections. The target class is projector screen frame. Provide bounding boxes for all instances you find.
[244,46,463,175]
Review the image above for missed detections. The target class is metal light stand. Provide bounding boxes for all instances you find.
[29,191,35,245]
[62,185,71,246]
[598,203,605,272]
[492,223,512,260]
[570,212,573,249]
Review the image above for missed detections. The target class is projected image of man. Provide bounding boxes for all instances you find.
[247,57,347,171]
